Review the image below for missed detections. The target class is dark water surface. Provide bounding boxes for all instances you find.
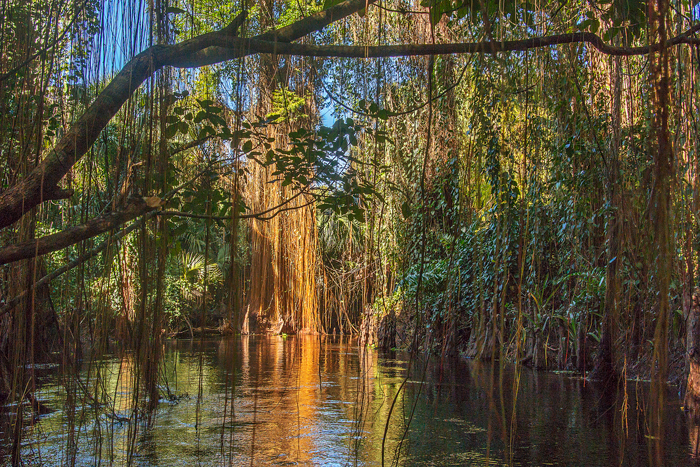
[5,335,700,466]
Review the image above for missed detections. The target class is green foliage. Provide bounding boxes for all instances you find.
[2,0,695,372]
[267,88,310,123]
[419,0,563,27]
[165,92,231,141]
[419,0,647,43]
[239,116,381,222]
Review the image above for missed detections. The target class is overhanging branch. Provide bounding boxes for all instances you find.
[0,198,155,266]
[223,25,700,57]
[0,0,697,234]
[0,212,157,317]
[0,0,374,231]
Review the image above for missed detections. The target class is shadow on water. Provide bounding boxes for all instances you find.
[1,335,699,466]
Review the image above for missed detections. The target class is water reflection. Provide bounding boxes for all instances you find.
[4,336,699,466]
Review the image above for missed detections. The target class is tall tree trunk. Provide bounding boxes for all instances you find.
[649,0,673,461]
[245,1,318,334]
[592,54,622,385]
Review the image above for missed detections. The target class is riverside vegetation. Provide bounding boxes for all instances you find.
[1,0,700,464]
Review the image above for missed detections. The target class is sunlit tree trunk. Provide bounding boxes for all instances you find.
[246,0,318,334]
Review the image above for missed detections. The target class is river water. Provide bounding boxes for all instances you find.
[4,335,700,466]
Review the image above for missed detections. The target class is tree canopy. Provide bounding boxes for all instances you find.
[1,0,700,461]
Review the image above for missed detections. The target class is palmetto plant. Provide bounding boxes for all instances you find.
[179,251,223,304]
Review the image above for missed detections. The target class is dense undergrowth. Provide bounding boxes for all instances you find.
[0,3,698,461]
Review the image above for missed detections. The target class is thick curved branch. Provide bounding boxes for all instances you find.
[0,199,155,266]
[223,25,700,57]
[0,211,157,316]
[0,154,222,266]
[0,0,697,232]
[0,0,373,230]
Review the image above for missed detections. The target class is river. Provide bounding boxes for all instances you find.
[3,335,698,466]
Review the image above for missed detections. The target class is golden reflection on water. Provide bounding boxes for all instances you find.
[10,336,699,466]
[22,336,417,466]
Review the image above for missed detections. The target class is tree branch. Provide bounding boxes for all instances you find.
[218,25,700,58]
[0,198,155,266]
[159,186,314,221]
[0,212,157,317]
[0,0,373,230]
[0,0,696,233]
